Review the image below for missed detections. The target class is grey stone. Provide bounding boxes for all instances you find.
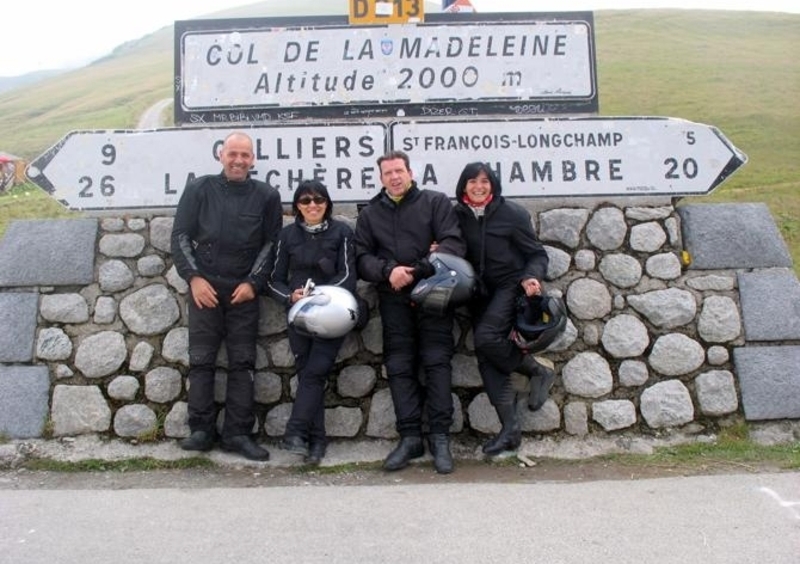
[337,365,377,398]
[599,254,642,288]
[706,346,730,366]
[114,404,157,437]
[39,293,89,324]
[164,402,190,438]
[618,360,649,387]
[162,327,189,367]
[137,255,166,277]
[601,314,649,358]
[107,376,140,401]
[648,334,705,376]
[697,295,741,343]
[645,253,682,280]
[0,366,49,438]
[738,269,800,341]
[258,297,287,337]
[695,370,738,416]
[566,278,612,320]
[544,246,571,280]
[0,293,38,362]
[144,367,183,403]
[325,407,363,438]
[519,398,560,432]
[592,399,637,431]
[129,342,155,373]
[98,259,135,293]
[628,288,696,329]
[119,284,180,336]
[264,403,293,437]
[74,331,127,378]
[451,353,482,388]
[93,296,117,324]
[254,371,282,405]
[625,206,673,221]
[678,203,792,269]
[100,218,125,232]
[573,249,596,271]
[149,217,174,253]
[538,208,589,249]
[55,364,74,379]
[365,388,397,439]
[361,317,383,355]
[165,265,189,294]
[686,274,735,292]
[99,233,145,258]
[562,352,613,398]
[467,393,501,434]
[36,327,73,361]
[734,346,800,420]
[0,219,97,286]
[586,207,626,250]
[640,379,694,429]
[51,385,111,436]
[127,218,147,231]
[563,402,589,436]
[630,222,667,253]
[269,338,295,368]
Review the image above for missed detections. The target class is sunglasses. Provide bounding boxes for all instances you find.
[297,195,327,205]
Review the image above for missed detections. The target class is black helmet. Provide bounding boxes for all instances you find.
[509,294,568,352]
[410,252,476,315]
[287,285,359,339]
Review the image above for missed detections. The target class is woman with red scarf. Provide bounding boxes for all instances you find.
[454,162,552,456]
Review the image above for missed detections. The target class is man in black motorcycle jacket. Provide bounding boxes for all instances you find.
[171,131,282,461]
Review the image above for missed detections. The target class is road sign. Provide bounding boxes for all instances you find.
[26,125,388,210]
[392,117,747,197]
[349,0,424,25]
[173,12,597,124]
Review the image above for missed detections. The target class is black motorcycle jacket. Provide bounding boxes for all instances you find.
[171,172,283,292]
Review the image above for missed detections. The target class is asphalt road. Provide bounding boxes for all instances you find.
[1,472,798,563]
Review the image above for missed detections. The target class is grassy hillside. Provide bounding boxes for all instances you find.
[0,4,798,272]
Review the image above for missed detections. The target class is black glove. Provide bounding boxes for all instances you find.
[412,258,435,280]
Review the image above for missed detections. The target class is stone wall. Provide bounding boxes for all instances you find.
[0,200,798,442]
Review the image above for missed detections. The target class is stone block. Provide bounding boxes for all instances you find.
[678,203,792,270]
[0,219,97,286]
[0,366,50,438]
[0,293,38,362]
[733,346,800,420]
[738,269,800,341]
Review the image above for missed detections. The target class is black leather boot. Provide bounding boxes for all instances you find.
[482,404,521,456]
[180,430,215,452]
[428,433,454,474]
[528,363,555,411]
[383,436,424,471]
[515,354,539,378]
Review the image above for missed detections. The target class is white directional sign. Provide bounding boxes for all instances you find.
[26,125,387,210]
[174,12,597,124]
[392,117,747,197]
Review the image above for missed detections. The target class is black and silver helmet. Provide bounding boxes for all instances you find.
[287,285,359,339]
[410,252,476,315]
[509,294,568,352]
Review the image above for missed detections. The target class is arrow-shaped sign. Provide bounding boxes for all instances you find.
[26,124,388,210]
[26,117,746,210]
[392,116,747,198]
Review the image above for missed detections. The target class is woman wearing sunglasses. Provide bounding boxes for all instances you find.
[266,180,357,464]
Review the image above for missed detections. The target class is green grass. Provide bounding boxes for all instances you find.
[0,7,798,273]
[22,456,215,473]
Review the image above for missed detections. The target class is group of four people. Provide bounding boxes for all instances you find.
[171,132,555,474]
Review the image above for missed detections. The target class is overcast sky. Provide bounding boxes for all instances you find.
[1,0,797,76]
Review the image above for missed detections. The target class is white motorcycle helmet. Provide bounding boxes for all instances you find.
[287,284,359,339]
